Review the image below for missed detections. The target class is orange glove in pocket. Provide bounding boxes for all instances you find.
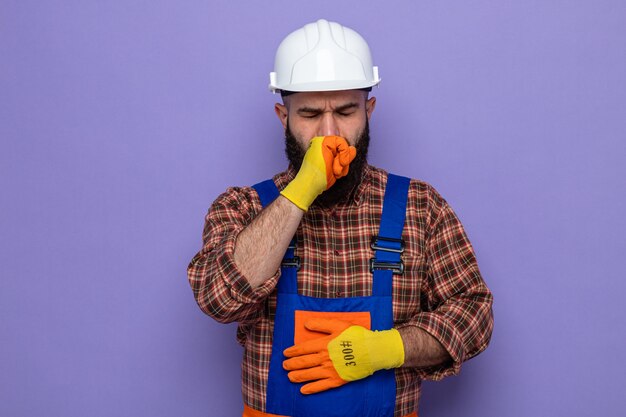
[282,318,405,395]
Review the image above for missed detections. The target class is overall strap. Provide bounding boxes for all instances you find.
[252,179,299,294]
[253,179,280,208]
[371,174,411,298]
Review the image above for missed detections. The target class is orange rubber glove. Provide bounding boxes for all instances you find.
[280,136,356,211]
[282,318,405,395]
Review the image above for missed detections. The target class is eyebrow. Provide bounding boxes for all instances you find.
[296,102,360,114]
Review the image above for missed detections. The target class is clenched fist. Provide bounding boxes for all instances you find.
[280,136,356,211]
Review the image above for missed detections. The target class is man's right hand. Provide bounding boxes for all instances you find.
[280,136,356,211]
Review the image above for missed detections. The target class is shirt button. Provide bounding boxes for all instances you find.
[334,250,341,256]
[335,291,342,297]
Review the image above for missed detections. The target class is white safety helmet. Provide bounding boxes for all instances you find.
[269,19,381,94]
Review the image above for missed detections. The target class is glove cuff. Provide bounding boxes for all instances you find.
[369,328,405,371]
[280,180,316,211]
[280,153,327,211]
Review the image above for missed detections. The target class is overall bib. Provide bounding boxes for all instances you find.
[249,174,411,417]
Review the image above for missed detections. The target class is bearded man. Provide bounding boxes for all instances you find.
[188,19,493,417]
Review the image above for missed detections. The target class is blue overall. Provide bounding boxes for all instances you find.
[252,174,410,417]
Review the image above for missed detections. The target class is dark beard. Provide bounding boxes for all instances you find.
[284,120,370,208]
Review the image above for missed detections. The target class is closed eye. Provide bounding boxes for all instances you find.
[335,103,359,117]
[297,108,322,118]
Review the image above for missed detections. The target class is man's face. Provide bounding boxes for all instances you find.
[275,90,377,207]
[275,90,376,149]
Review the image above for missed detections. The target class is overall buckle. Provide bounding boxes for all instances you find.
[281,242,301,270]
[370,236,405,253]
[369,235,405,275]
[369,258,404,275]
[281,256,301,270]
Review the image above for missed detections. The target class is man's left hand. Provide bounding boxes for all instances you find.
[282,318,405,395]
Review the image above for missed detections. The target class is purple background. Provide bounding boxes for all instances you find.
[2,1,625,416]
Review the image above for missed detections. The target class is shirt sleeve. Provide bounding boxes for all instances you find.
[398,186,494,381]
[187,186,280,324]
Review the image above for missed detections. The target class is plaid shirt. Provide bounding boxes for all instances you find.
[188,164,493,417]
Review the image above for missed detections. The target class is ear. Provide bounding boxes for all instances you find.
[365,96,376,121]
[274,103,288,130]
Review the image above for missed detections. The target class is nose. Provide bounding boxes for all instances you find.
[319,113,340,137]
